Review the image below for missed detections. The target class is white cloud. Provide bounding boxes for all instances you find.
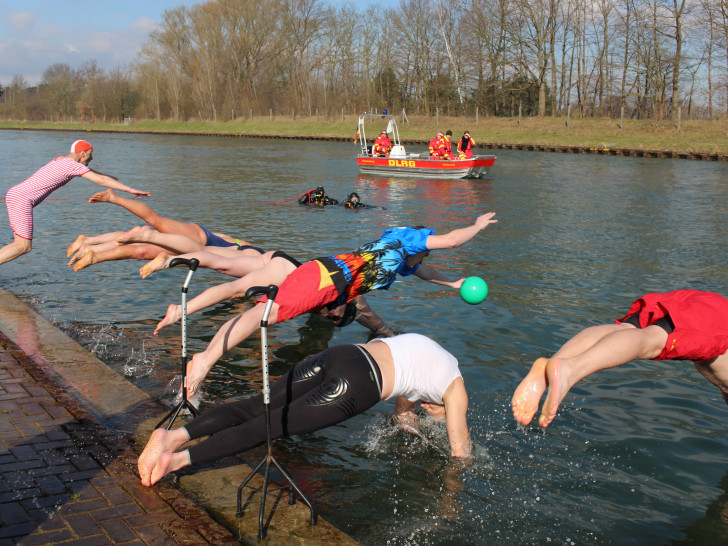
[130,16,160,34]
[8,11,35,31]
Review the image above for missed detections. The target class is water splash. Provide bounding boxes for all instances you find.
[122,341,154,378]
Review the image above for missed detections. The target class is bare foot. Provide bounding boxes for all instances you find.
[116,225,150,245]
[88,188,117,203]
[138,429,168,487]
[140,252,170,279]
[67,244,89,266]
[539,357,569,428]
[66,235,87,257]
[73,250,97,272]
[154,304,181,335]
[149,452,179,486]
[512,357,549,425]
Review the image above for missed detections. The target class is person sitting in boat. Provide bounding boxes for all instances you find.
[373,130,393,157]
[457,131,476,159]
[429,131,445,159]
[442,130,455,160]
[298,186,339,206]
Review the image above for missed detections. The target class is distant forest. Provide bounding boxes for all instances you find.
[1,0,727,123]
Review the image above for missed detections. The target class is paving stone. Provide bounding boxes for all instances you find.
[10,528,74,544]
[0,501,30,525]
[135,523,175,544]
[0,522,35,539]
[98,484,135,506]
[97,517,137,543]
[65,512,103,537]
[89,502,144,522]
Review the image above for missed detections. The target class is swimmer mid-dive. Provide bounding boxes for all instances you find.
[138,333,471,486]
[182,212,497,396]
[149,247,394,337]
[512,290,728,428]
[69,224,263,272]
[68,189,256,270]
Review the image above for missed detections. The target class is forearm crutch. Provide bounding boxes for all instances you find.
[156,257,200,430]
[235,284,317,539]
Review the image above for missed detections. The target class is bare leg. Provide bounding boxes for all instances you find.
[538,324,667,428]
[185,302,278,396]
[68,240,120,266]
[67,232,123,257]
[138,428,190,486]
[512,358,548,425]
[0,234,32,265]
[73,243,168,272]
[153,257,295,334]
[89,189,207,243]
[693,352,728,405]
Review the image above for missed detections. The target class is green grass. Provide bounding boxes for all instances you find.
[1,115,726,155]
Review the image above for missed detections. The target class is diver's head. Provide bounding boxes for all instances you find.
[324,302,357,327]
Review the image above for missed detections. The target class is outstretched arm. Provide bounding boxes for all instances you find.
[81,170,150,197]
[442,378,471,458]
[413,263,464,289]
[425,212,497,250]
[353,296,394,336]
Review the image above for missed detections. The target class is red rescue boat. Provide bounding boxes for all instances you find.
[355,113,496,179]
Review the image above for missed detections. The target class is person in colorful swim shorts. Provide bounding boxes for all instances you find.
[137,333,471,486]
[512,290,728,428]
[182,212,498,396]
[0,140,150,265]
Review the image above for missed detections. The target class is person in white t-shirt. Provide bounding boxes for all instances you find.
[0,140,150,265]
[138,333,471,487]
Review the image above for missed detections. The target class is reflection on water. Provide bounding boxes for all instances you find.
[2,130,728,543]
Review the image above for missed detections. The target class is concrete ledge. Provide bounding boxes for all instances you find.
[0,287,356,544]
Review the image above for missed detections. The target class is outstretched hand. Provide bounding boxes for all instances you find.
[475,212,497,229]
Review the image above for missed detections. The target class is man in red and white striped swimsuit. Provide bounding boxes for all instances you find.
[1,140,150,265]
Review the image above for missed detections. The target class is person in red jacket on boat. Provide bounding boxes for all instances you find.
[372,130,393,157]
[457,131,476,159]
[429,132,445,159]
[442,130,455,159]
[512,290,728,428]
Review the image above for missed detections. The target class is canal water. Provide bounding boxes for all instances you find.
[1,129,728,544]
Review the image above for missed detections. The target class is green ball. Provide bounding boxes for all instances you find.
[460,276,488,305]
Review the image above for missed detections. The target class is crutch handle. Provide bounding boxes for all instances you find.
[169,257,200,271]
[245,284,279,301]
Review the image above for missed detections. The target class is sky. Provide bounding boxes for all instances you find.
[0,0,382,88]
[0,0,221,86]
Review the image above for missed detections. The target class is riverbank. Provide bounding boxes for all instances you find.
[0,288,355,544]
[2,115,727,156]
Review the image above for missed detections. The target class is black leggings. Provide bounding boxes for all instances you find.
[185,344,382,464]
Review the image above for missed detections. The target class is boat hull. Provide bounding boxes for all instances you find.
[356,155,496,179]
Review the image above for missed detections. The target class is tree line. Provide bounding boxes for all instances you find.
[2,0,728,123]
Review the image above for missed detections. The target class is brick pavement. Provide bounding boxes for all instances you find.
[0,330,241,545]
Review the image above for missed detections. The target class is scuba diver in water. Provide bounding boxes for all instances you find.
[298,186,339,206]
[343,192,372,209]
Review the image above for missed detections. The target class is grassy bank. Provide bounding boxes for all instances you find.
[1,115,727,155]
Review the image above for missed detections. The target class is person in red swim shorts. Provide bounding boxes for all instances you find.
[511,290,728,428]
